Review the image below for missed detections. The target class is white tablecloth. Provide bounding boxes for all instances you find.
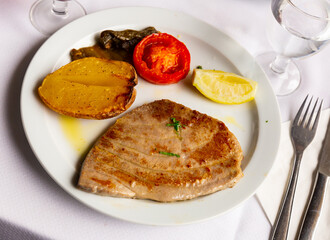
[1,0,329,239]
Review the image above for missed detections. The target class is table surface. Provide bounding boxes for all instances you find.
[1,0,329,239]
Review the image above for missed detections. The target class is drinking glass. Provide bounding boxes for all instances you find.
[257,0,330,96]
[30,0,86,36]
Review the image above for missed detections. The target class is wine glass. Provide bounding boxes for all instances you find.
[257,0,330,96]
[30,0,86,36]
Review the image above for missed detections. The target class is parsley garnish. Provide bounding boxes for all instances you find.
[166,117,185,139]
[166,117,184,132]
[196,65,203,69]
[159,151,180,157]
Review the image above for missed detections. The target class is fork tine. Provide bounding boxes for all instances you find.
[301,96,313,126]
[306,98,319,128]
[312,99,323,130]
[293,95,309,126]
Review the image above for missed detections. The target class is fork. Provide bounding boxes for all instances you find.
[270,95,323,240]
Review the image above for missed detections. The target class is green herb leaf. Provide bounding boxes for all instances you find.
[196,65,203,69]
[166,117,183,132]
[159,151,180,157]
[166,117,186,140]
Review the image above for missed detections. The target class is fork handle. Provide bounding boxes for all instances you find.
[271,152,302,240]
[298,172,328,240]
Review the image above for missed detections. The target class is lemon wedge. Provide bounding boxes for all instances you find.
[192,69,258,104]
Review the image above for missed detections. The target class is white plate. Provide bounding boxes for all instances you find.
[21,7,281,225]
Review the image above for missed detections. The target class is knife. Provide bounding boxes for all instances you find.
[298,117,330,240]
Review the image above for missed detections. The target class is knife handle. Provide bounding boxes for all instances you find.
[298,172,328,240]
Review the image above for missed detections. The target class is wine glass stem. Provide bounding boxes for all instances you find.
[52,0,68,16]
[270,55,289,74]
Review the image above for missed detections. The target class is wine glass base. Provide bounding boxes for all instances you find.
[256,52,301,96]
[30,0,86,36]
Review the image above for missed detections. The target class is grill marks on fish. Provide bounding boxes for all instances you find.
[78,99,243,202]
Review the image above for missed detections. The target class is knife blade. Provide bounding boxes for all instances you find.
[319,117,330,176]
[298,117,330,240]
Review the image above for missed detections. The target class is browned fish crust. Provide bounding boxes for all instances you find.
[77,99,243,202]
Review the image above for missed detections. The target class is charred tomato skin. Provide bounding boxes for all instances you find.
[133,33,191,84]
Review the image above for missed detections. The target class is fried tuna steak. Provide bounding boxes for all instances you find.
[78,99,243,202]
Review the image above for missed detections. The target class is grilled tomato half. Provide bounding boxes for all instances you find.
[133,33,190,84]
